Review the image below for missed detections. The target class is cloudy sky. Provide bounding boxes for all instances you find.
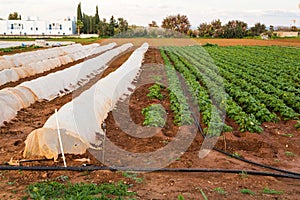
[1,0,300,27]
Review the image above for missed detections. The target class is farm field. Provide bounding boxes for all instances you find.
[103,37,300,47]
[0,40,299,199]
[194,38,300,47]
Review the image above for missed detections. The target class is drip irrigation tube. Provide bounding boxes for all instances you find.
[191,112,300,177]
[0,165,299,179]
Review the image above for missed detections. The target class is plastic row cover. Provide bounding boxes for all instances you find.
[0,43,133,126]
[0,44,81,70]
[23,43,149,160]
[0,43,116,87]
[20,43,132,100]
[0,43,100,70]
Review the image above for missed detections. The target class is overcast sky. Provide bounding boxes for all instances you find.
[1,0,300,27]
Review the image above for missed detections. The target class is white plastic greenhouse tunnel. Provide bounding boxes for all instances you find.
[0,43,117,86]
[23,42,149,160]
[0,43,133,127]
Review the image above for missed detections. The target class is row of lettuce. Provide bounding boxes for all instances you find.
[142,45,300,135]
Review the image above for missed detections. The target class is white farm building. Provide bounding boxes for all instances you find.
[0,19,76,36]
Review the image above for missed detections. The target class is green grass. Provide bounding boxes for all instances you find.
[262,187,284,195]
[295,121,300,130]
[239,171,248,178]
[280,133,294,138]
[47,37,103,44]
[199,189,208,200]
[122,172,143,183]
[214,187,226,195]
[240,188,255,195]
[285,151,296,157]
[23,181,136,200]
[0,45,41,54]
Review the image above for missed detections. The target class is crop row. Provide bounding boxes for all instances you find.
[160,45,299,133]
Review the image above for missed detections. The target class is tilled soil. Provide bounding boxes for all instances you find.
[0,47,299,199]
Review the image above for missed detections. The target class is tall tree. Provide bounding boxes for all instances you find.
[211,19,223,37]
[8,12,21,20]
[95,5,100,24]
[76,2,83,34]
[197,20,223,37]
[108,16,117,36]
[249,22,266,36]
[117,17,128,33]
[89,17,93,33]
[222,20,248,38]
[93,5,100,34]
[161,14,191,34]
[77,2,83,22]
[98,18,109,37]
[76,20,84,35]
[149,21,159,28]
[198,22,212,37]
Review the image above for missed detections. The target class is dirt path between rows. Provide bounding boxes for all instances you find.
[0,48,299,199]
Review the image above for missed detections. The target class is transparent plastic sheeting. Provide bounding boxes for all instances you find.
[0,43,117,86]
[23,43,149,160]
[0,43,133,126]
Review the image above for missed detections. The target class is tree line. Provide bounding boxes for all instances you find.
[76,3,298,38]
[5,5,299,38]
[76,3,128,36]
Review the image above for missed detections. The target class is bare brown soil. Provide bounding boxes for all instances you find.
[0,48,299,199]
[101,37,300,47]
[194,38,300,47]
[102,38,198,47]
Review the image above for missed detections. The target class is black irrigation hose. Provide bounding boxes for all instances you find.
[212,147,300,177]
[191,113,300,177]
[0,165,299,179]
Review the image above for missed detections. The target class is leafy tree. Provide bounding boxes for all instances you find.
[76,20,84,35]
[198,19,223,37]
[82,13,97,34]
[211,19,223,37]
[98,18,109,37]
[89,17,93,33]
[161,14,191,34]
[81,13,89,33]
[108,16,117,36]
[222,20,248,38]
[8,12,21,20]
[117,17,128,33]
[198,22,211,37]
[149,21,159,28]
[249,22,266,36]
[291,26,298,32]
